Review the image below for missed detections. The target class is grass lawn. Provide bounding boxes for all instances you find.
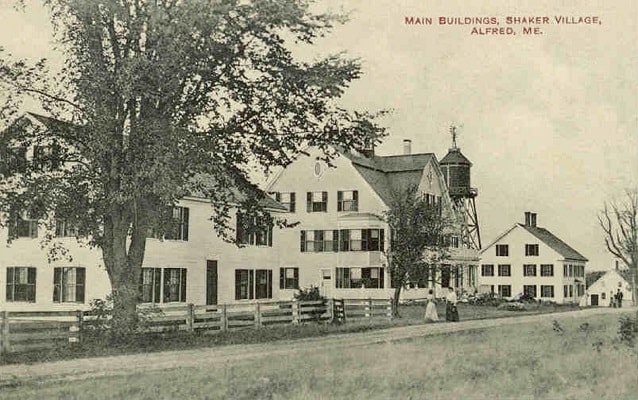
[0,302,582,366]
[3,311,636,400]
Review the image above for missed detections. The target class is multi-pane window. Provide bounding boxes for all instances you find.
[496,244,509,256]
[563,285,569,298]
[563,265,568,277]
[33,144,61,171]
[8,210,38,239]
[6,267,36,302]
[164,207,189,241]
[498,285,511,297]
[540,264,554,277]
[237,213,273,247]
[53,267,86,303]
[306,191,328,212]
[541,285,554,298]
[280,267,299,290]
[301,229,384,252]
[335,267,384,289]
[523,264,537,277]
[577,284,585,297]
[55,220,78,238]
[523,285,537,298]
[0,146,27,175]
[235,269,273,300]
[140,268,161,303]
[272,192,296,213]
[498,264,511,277]
[337,190,358,212]
[163,268,187,303]
[481,264,494,277]
[525,244,539,256]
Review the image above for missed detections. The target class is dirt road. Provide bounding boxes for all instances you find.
[0,306,631,388]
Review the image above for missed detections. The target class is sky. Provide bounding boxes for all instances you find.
[0,0,636,271]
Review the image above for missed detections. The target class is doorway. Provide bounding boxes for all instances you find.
[206,260,218,305]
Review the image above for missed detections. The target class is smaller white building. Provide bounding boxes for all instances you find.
[585,269,633,307]
[478,212,588,304]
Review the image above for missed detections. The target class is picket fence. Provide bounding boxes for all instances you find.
[0,298,393,354]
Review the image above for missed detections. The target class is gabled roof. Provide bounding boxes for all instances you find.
[519,224,588,262]
[586,271,607,288]
[343,151,437,205]
[587,269,633,289]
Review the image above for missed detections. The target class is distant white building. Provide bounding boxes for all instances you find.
[478,212,588,304]
[585,269,633,307]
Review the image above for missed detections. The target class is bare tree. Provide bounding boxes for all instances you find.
[598,188,638,312]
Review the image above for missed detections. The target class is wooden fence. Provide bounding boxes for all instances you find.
[0,298,392,354]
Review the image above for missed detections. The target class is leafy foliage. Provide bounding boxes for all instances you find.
[383,184,452,315]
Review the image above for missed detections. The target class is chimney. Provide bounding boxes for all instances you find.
[403,139,412,155]
[524,212,537,227]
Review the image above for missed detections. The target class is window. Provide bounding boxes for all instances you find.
[335,267,384,289]
[140,268,161,303]
[563,265,568,277]
[6,267,36,302]
[235,269,254,300]
[541,285,554,298]
[450,236,460,248]
[523,264,537,277]
[0,146,27,175]
[280,267,299,290]
[163,268,187,302]
[255,269,273,299]
[235,269,272,300]
[496,244,509,256]
[33,144,61,171]
[364,229,384,251]
[568,265,573,277]
[569,285,573,297]
[53,267,85,303]
[523,285,537,298]
[563,285,569,298]
[272,192,296,213]
[481,264,494,277]
[164,207,189,241]
[301,230,322,252]
[498,264,511,277]
[306,191,328,212]
[602,292,606,300]
[8,210,38,239]
[55,220,78,238]
[525,244,539,256]
[577,284,584,297]
[498,285,511,297]
[540,264,554,277]
[237,213,272,247]
[337,190,358,212]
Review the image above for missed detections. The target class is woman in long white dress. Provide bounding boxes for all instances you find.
[424,289,439,322]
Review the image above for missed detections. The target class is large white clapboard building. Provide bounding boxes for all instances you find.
[0,113,479,310]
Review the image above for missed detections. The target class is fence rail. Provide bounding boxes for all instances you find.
[0,298,392,354]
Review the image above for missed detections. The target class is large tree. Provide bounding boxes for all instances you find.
[598,188,638,312]
[0,0,386,324]
[383,185,451,316]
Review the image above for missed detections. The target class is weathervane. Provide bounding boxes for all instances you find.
[449,124,459,149]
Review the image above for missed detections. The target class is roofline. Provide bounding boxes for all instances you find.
[479,224,519,254]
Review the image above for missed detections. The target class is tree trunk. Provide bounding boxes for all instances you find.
[392,285,402,317]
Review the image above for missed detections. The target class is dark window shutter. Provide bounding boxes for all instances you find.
[154,269,161,303]
[275,192,281,202]
[380,229,385,251]
[300,231,306,252]
[353,191,359,211]
[380,268,385,289]
[180,268,187,302]
[290,192,296,213]
[268,270,273,298]
[337,191,343,211]
[294,268,299,289]
[6,268,13,301]
[7,213,15,239]
[28,267,37,302]
[322,191,328,211]
[333,230,339,252]
[249,270,255,300]
[162,269,170,303]
[235,270,242,300]
[182,208,189,241]
[236,213,243,243]
[306,192,312,212]
[268,225,273,247]
[53,267,61,302]
[76,268,86,303]
[279,268,285,289]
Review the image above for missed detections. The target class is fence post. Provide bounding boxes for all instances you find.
[292,300,300,325]
[388,297,394,320]
[326,299,334,323]
[254,302,262,328]
[221,304,228,331]
[366,297,372,318]
[1,311,9,354]
[187,303,195,332]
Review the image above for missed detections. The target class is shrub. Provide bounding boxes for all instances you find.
[468,292,507,307]
[618,316,637,347]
